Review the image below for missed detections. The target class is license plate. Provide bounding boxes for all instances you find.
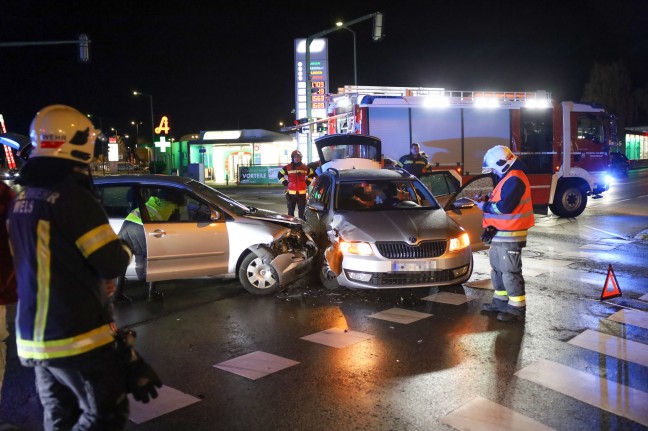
[392,260,435,272]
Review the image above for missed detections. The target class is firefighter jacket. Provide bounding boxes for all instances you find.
[277,162,313,194]
[482,166,534,243]
[7,181,131,366]
[398,154,431,178]
[0,183,17,305]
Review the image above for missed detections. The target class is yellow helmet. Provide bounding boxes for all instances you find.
[29,104,99,164]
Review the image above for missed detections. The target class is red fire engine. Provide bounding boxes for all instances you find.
[323,86,617,218]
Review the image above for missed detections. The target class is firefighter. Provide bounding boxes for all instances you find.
[7,105,161,430]
[398,143,431,178]
[477,145,534,322]
[277,150,314,219]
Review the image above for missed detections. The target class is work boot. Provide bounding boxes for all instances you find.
[497,307,526,322]
[147,282,164,301]
[481,299,507,314]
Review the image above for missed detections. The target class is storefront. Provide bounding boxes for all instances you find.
[184,129,296,183]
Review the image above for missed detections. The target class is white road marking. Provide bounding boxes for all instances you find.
[607,309,648,330]
[516,359,648,427]
[639,293,648,302]
[442,396,555,431]
[368,307,432,324]
[128,385,201,424]
[214,351,299,380]
[300,327,374,348]
[568,329,648,367]
[583,225,629,240]
[421,292,475,305]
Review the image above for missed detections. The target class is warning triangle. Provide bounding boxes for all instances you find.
[600,264,622,300]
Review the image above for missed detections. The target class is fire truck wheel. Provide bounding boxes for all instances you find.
[550,182,587,218]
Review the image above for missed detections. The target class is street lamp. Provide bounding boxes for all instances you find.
[86,113,103,130]
[132,91,154,147]
[336,22,357,88]
[131,120,141,144]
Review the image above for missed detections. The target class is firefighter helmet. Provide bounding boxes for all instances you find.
[291,150,302,160]
[482,145,517,176]
[29,104,99,164]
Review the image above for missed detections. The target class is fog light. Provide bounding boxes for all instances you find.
[347,271,372,282]
[453,265,469,277]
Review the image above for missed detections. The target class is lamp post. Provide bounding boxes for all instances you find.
[131,120,141,143]
[336,22,357,88]
[132,91,154,147]
[305,12,383,161]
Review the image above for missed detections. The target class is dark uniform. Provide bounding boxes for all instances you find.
[8,161,133,430]
[398,153,431,178]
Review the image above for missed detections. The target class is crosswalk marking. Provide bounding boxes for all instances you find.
[442,396,555,431]
[515,359,648,427]
[607,309,648,330]
[568,329,648,367]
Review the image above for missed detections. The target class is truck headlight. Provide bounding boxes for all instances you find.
[448,233,470,252]
[339,241,373,256]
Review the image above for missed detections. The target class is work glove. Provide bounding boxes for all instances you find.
[282,180,289,187]
[125,352,163,403]
[480,226,497,245]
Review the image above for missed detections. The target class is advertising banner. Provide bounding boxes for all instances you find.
[238,165,283,185]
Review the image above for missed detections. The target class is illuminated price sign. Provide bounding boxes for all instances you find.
[294,38,329,123]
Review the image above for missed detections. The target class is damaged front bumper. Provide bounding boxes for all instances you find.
[248,228,317,286]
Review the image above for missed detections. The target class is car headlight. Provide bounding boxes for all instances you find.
[448,233,470,252]
[339,241,374,256]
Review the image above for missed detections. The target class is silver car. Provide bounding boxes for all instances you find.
[305,137,492,290]
[94,175,316,295]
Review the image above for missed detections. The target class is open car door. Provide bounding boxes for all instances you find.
[440,174,496,252]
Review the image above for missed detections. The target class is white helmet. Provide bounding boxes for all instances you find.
[29,104,99,164]
[482,145,517,176]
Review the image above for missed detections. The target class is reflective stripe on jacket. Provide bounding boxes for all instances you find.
[278,163,313,194]
[483,170,534,241]
[398,155,430,178]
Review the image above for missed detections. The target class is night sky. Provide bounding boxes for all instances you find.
[0,0,646,142]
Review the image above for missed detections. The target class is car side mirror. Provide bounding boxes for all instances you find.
[210,209,221,221]
[452,197,475,209]
[308,202,326,212]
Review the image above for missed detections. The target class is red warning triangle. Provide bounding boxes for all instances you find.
[600,264,622,300]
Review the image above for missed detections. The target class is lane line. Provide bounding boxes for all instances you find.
[568,329,648,367]
[515,359,648,427]
[582,225,628,240]
[442,396,555,431]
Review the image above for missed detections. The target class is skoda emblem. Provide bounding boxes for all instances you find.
[409,236,417,244]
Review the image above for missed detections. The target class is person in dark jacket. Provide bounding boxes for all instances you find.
[8,105,161,430]
[398,143,431,178]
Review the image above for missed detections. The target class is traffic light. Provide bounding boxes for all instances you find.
[373,13,384,41]
[294,118,309,133]
[79,34,90,62]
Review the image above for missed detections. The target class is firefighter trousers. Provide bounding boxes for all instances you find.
[286,193,306,219]
[488,241,526,315]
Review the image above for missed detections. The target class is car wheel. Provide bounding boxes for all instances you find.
[319,259,340,290]
[239,253,281,295]
[549,181,587,218]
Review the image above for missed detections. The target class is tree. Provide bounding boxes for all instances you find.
[582,61,637,136]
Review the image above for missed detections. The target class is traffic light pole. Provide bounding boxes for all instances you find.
[305,12,383,162]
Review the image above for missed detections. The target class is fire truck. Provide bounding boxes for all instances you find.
[322,86,617,218]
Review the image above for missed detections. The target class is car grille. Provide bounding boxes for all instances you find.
[375,240,447,259]
[345,269,455,286]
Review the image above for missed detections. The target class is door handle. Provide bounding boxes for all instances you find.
[149,229,166,238]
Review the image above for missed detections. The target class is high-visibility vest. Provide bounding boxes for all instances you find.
[125,196,177,224]
[278,163,312,194]
[483,170,534,240]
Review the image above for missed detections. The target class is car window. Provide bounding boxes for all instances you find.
[309,176,332,207]
[419,172,460,197]
[335,179,439,211]
[97,186,136,219]
[137,186,219,223]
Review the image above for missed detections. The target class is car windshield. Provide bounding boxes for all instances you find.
[189,181,251,215]
[321,144,379,163]
[335,179,439,211]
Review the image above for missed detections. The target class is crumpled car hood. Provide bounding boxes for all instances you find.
[331,209,464,243]
[243,207,302,227]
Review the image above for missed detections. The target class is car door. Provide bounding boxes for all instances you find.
[442,174,496,252]
[419,171,461,208]
[138,186,230,281]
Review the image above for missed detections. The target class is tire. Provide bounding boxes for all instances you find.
[238,253,282,295]
[319,259,340,290]
[550,182,587,218]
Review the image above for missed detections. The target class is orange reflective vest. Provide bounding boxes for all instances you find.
[483,170,534,241]
[278,163,312,195]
